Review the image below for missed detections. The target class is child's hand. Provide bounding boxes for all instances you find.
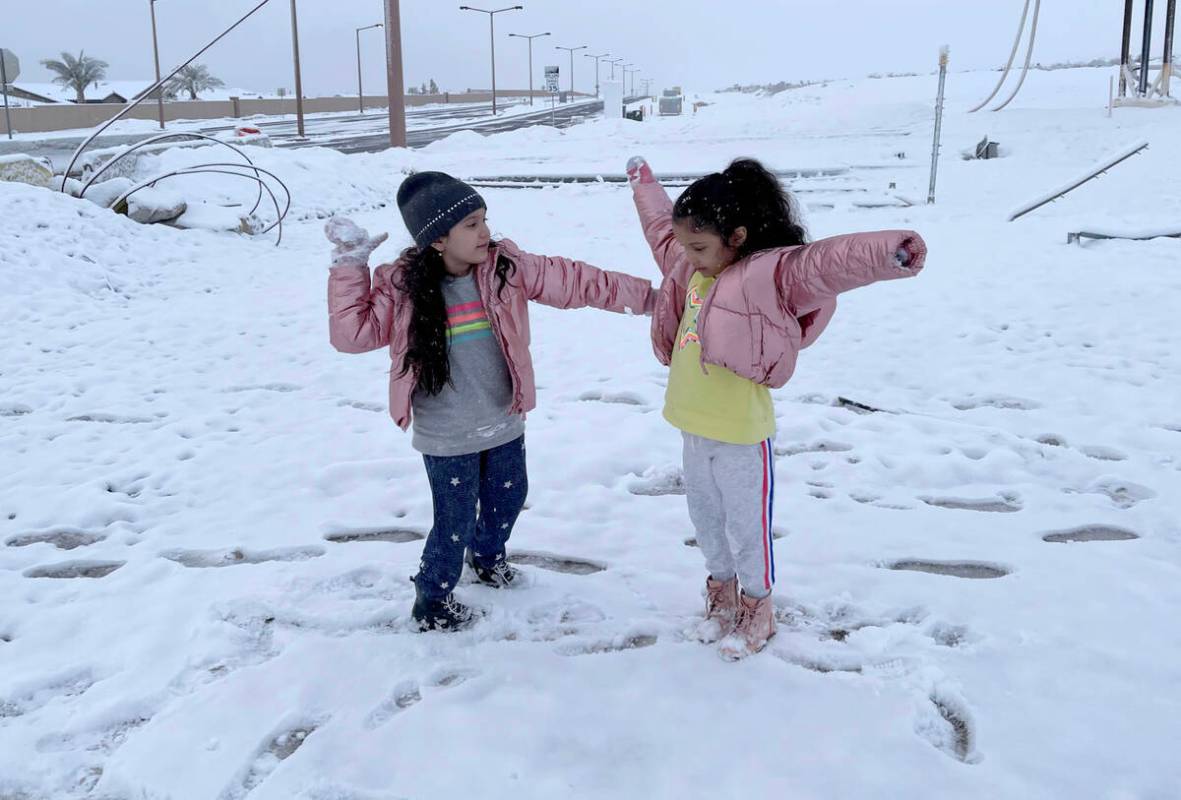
[325,216,389,269]
[626,156,655,185]
[894,236,926,270]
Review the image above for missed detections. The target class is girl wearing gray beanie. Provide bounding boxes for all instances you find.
[326,171,655,632]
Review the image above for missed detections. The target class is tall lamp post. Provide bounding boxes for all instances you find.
[356,22,383,114]
[623,65,642,95]
[508,31,550,105]
[584,51,609,97]
[554,44,586,95]
[148,0,166,129]
[289,0,306,137]
[607,57,624,81]
[621,64,635,96]
[383,0,406,148]
[459,5,523,115]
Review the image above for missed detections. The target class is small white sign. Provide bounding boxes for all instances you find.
[544,66,559,93]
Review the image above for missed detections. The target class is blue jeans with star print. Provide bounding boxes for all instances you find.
[415,435,528,600]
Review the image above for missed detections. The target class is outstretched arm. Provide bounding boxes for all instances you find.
[627,156,684,278]
[776,231,927,312]
[502,240,655,316]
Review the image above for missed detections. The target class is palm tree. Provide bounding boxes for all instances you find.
[166,63,225,100]
[40,51,109,103]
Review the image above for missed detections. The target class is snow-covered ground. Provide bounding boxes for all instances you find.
[2,66,1180,799]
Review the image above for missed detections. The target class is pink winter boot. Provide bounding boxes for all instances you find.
[694,576,739,643]
[719,591,776,661]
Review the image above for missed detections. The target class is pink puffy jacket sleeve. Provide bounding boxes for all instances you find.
[630,179,684,278]
[775,231,927,313]
[500,239,655,316]
[327,264,398,353]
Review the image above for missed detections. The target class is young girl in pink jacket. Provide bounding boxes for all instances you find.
[626,156,927,660]
[327,171,653,632]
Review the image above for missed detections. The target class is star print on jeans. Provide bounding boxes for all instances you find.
[450,534,460,542]
[503,481,513,489]
[451,477,461,486]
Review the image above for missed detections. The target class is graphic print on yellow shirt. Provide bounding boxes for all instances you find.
[678,284,705,350]
[663,272,776,445]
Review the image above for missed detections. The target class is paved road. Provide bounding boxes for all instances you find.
[293,99,605,154]
[3,96,619,170]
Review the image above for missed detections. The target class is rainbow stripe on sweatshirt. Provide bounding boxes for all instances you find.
[446,299,494,344]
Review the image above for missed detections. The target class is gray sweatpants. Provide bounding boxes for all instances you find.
[682,432,776,598]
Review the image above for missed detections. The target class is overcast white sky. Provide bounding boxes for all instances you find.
[4,1,1164,97]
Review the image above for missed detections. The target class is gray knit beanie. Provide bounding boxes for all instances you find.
[396,171,486,249]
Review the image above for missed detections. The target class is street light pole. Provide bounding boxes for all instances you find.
[621,64,634,96]
[584,51,608,97]
[289,0,305,137]
[356,22,383,114]
[460,5,522,116]
[607,57,624,80]
[384,0,406,147]
[508,31,550,105]
[555,44,586,95]
[149,0,165,129]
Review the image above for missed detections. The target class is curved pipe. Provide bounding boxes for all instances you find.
[968,0,1032,113]
[60,0,274,192]
[991,0,1041,111]
[111,164,291,245]
[119,167,285,245]
[79,133,264,216]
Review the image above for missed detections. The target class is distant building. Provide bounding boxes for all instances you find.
[7,80,265,105]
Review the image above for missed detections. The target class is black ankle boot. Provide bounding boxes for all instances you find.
[465,550,520,588]
[412,583,477,632]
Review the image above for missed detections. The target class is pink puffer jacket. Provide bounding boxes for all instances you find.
[328,238,655,429]
[633,178,926,388]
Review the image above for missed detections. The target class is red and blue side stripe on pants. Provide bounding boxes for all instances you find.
[760,438,776,591]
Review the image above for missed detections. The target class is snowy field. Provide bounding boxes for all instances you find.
[2,66,1180,798]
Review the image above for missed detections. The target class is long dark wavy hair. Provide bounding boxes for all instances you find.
[672,158,808,258]
[396,245,516,395]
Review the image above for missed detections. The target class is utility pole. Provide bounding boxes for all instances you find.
[356,22,383,114]
[289,0,305,137]
[460,5,523,115]
[584,51,609,97]
[508,31,550,105]
[149,0,165,129]
[555,44,586,95]
[384,0,406,147]
[607,57,624,80]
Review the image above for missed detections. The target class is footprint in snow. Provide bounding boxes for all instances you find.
[6,529,106,550]
[576,389,647,406]
[921,494,1022,513]
[887,560,1010,579]
[508,551,606,575]
[949,394,1040,411]
[24,560,124,579]
[162,546,325,568]
[324,529,425,544]
[1042,525,1140,543]
[628,466,686,496]
[217,720,326,800]
[555,632,658,656]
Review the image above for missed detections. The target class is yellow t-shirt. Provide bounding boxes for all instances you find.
[663,272,775,445]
